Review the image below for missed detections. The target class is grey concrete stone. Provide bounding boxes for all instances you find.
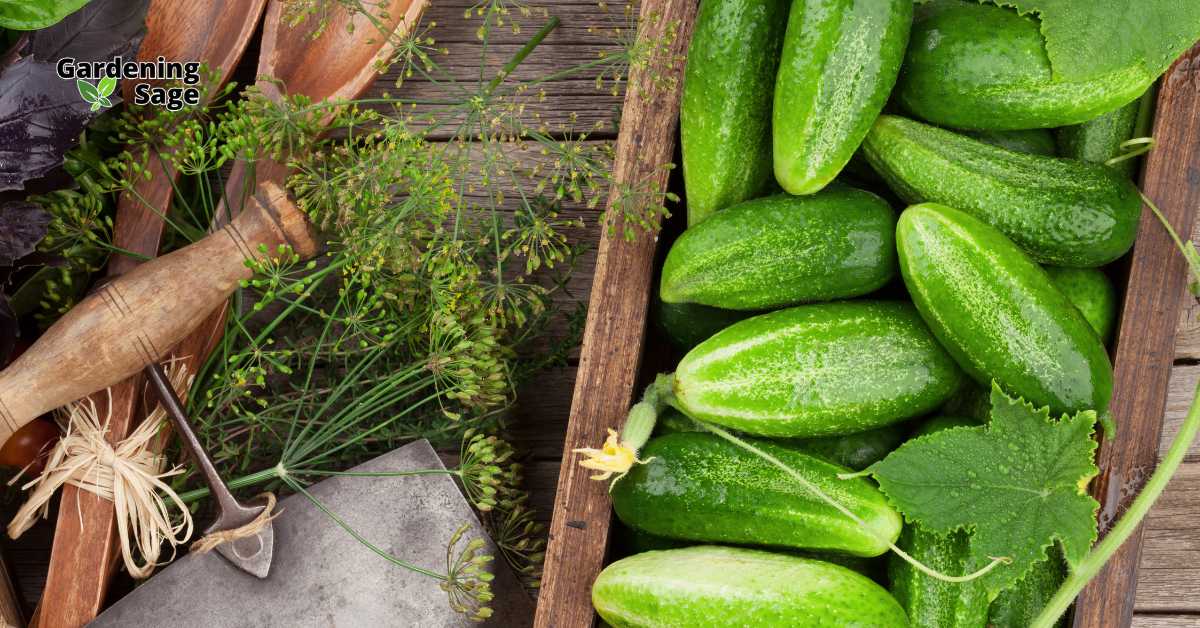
[89,440,533,627]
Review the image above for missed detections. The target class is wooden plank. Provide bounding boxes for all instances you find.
[1075,43,1200,628]
[1132,616,1200,628]
[1136,463,1200,613]
[532,0,696,624]
[1161,365,1200,462]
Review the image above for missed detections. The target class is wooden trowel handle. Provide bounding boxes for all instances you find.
[0,182,318,444]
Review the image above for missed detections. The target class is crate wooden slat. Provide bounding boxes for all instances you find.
[531,0,696,624]
[1075,43,1200,628]
[532,11,1200,627]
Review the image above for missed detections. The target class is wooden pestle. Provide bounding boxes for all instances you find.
[0,183,317,443]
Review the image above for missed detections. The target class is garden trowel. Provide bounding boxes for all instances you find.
[89,439,534,627]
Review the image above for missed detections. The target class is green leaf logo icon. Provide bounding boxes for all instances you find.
[76,78,115,112]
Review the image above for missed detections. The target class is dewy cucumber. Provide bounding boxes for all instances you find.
[671,300,963,437]
[896,203,1113,418]
[592,546,910,627]
[1044,266,1118,343]
[611,432,902,556]
[1057,91,1150,178]
[863,115,1142,267]
[660,188,897,310]
[890,527,990,628]
[653,300,749,352]
[773,0,911,195]
[965,128,1056,156]
[681,0,788,225]
[896,1,1153,130]
[988,550,1068,628]
[889,414,990,627]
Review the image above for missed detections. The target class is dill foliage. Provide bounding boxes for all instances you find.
[20,0,681,618]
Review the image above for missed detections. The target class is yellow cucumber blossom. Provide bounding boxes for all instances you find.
[574,429,643,482]
[575,395,661,488]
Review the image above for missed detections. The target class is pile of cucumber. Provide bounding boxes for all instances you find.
[591,1,1153,626]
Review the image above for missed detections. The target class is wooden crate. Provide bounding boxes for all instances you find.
[532,0,1200,623]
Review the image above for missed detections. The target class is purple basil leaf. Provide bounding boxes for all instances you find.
[0,0,147,192]
[0,56,97,190]
[30,0,147,62]
[0,201,51,266]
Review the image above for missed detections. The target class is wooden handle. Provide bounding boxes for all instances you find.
[0,183,316,443]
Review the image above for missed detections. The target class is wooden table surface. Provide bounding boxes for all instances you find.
[1,3,1198,626]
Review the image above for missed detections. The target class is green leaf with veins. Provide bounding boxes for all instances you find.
[982,0,1200,82]
[868,383,1100,594]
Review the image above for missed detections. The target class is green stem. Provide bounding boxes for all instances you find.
[176,465,284,504]
[483,17,561,97]
[700,422,1007,584]
[1032,378,1200,628]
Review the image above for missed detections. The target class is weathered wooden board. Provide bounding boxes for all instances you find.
[1132,616,1200,628]
[1074,43,1200,628]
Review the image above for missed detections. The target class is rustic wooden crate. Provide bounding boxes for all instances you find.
[532,0,1200,622]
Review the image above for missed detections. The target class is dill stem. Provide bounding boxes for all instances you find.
[483,16,561,97]
[1032,378,1200,628]
[177,465,283,504]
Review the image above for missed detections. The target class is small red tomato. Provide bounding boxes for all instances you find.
[0,417,61,473]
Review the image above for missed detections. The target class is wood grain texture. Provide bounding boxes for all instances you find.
[1074,43,1200,628]
[532,0,695,625]
[1132,616,1200,628]
[35,2,270,623]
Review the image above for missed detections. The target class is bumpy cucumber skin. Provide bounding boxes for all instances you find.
[889,527,990,628]
[897,2,1152,130]
[612,433,902,556]
[897,203,1113,417]
[910,414,980,439]
[592,546,910,627]
[660,189,897,310]
[864,115,1142,267]
[773,0,911,195]
[988,549,1068,628]
[1057,96,1142,178]
[1044,266,1118,343]
[888,412,989,627]
[794,423,908,470]
[681,0,788,225]
[674,301,963,437]
[965,128,1056,156]
[654,300,749,352]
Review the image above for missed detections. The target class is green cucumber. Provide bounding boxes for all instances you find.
[988,549,1067,628]
[863,114,1142,267]
[889,413,990,628]
[940,386,992,423]
[896,2,1153,130]
[1044,266,1118,343]
[654,407,905,470]
[897,203,1113,417]
[660,189,897,310]
[611,432,902,556]
[910,414,981,439]
[672,301,964,437]
[654,300,749,352]
[1057,86,1156,179]
[592,546,910,627]
[773,0,911,194]
[890,527,989,628]
[794,424,907,471]
[681,0,788,225]
[965,128,1056,156]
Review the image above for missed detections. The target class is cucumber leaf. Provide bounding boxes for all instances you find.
[867,384,1099,594]
[983,1,1200,83]
[0,0,92,31]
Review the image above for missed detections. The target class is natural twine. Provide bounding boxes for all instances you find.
[7,364,194,579]
[190,492,279,554]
